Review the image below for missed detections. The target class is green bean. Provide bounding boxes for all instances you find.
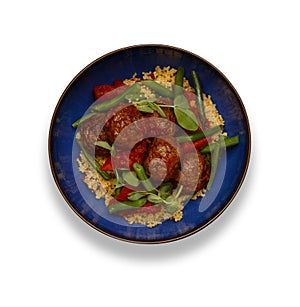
[191,70,206,127]
[72,84,142,128]
[176,125,223,143]
[76,139,111,180]
[201,135,239,154]
[132,162,156,192]
[108,198,147,214]
[72,112,97,129]
[174,66,184,96]
[175,66,184,87]
[206,142,221,190]
[141,80,174,98]
[91,83,141,112]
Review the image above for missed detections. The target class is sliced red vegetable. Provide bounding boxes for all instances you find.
[94,83,130,103]
[113,79,125,87]
[93,84,115,100]
[181,137,209,153]
[116,186,135,202]
[100,156,113,171]
[100,140,150,172]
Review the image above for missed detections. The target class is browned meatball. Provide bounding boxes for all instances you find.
[79,113,109,157]
[104,103,144,149]
[143,137,180,184]
[143,97,176,136]
[180,152,210,194]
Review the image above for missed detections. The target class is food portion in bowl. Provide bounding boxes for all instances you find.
[72,66,239,227]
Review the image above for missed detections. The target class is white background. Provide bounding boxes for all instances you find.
[1,1,299,306]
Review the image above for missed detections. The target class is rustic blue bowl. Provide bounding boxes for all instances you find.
[49,45,251,243]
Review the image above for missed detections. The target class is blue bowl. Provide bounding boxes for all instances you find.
[49,45,251,243]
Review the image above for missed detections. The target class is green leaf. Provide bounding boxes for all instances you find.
[113,178,125,190]
[136,105,154,113]
[149,102,167,118]
[174,107,198,131]
[147,194,163,204]
[158,182,173,199]
[94,141,112,151]
[164,195,179,213]
[174,94,189,109]
[122,171,140,187]
[115,169,125,185]
[128,192,145,201]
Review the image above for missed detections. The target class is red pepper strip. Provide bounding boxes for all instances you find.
[116,186,135,202]
[181,137,209,153]
[100,140,150,172]
[93,84,115,100]
[100,153,134,172]
[113,79,125,87]
[94,83,129,102]
[100,156,113,171]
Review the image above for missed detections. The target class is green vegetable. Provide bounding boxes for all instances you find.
[108,198,147,214]
[174,106,198,131]
[191,70,206,128]
[135,104,155,113]
[127,182,182,213]
[206,142,221,190]
[176,125,223,143]
[72,83,141,128]
[173,94,189,108]
[134,100,166,117]
[149,101,167,117]
[163,185,183,213]
[164,195,179,214]
[76,139,111,180]
[174,66,184,96]
[172,94,199,131]
[94,140,115,156]
[94,141,112,151]
[122,171,140,187]
[125,92,146,102]
[158,182,173,199]
[127,191,147,201]
[91,83,141,112]
[201,135,239,154]
[72,112,97,129]
[132,162,156,192]
[141,80,174,98]
[147,194,163,204]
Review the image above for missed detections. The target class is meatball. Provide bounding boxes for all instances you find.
[79,113,109,157]
[180,152,210,194]
[143,137,180,184]
[104,103,144,149]
[144,97,176,136]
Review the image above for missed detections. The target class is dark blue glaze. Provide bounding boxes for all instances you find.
[49,45,250,243]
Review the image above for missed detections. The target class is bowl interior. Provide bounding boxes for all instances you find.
[49,45,250,243]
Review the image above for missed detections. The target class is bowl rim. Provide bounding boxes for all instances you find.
[48,44,251,244]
